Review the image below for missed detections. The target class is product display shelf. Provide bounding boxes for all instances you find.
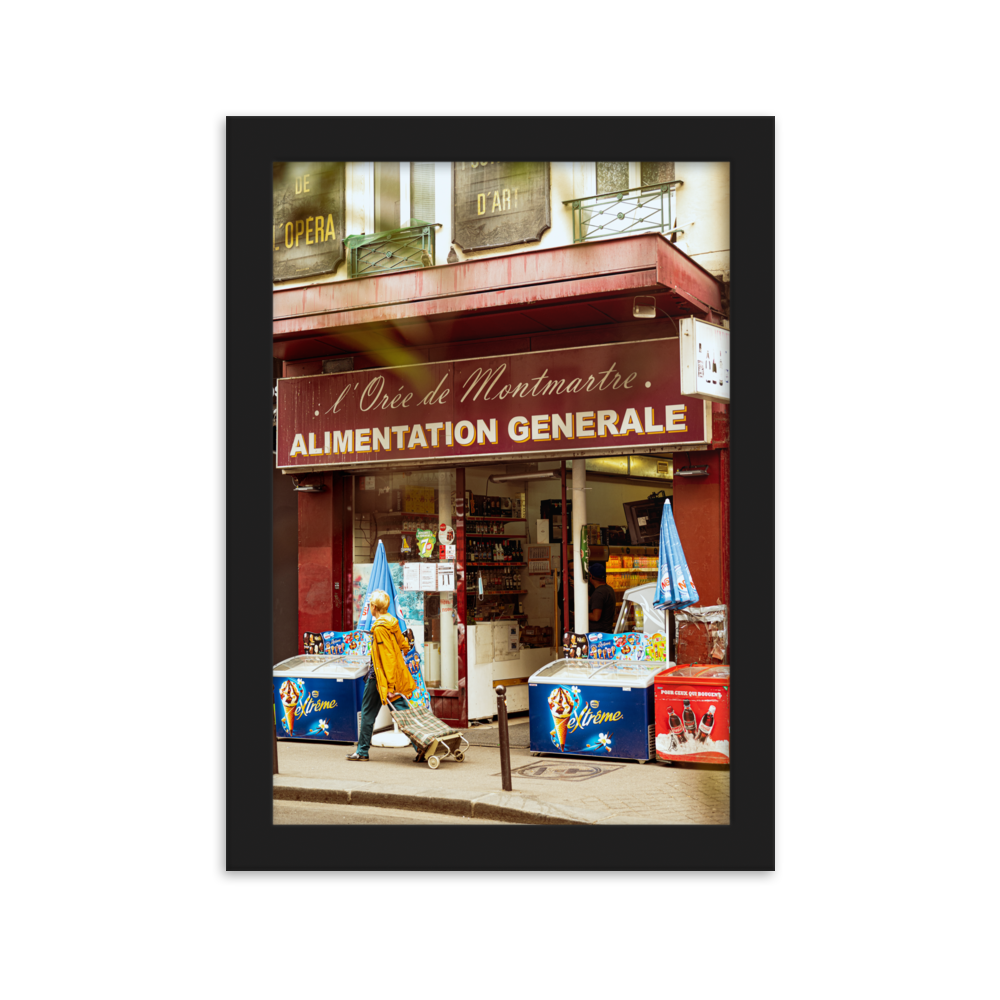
[466,533,528,539]
[466,516,526,523]
[466,561,527,567]
[465,587,527,597]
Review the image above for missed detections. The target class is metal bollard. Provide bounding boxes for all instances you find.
[496,685,512,791]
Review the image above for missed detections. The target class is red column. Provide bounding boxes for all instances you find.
[296,473,345,651]
[454,467,468,727]
[672,446,728,663]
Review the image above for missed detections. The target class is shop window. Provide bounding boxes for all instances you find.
[352,469,459,690]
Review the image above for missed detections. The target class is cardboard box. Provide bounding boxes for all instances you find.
[403,486,436,514]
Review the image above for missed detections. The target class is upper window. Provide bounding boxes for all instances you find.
[596,161,630,195]
[597,162,675,194]
[566,162,679,244]
[374,162,400,232]
[410,162,436,224]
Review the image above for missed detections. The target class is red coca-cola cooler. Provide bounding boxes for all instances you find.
[654,664,730,764]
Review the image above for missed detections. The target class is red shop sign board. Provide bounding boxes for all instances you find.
[276,338,709,469]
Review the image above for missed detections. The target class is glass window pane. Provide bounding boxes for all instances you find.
[375,161,400,232]
[410,162,436,225]
[640,161,674,186]
[352,469,459,690]
[596,161,629,195]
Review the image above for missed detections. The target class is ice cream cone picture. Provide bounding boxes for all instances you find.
[548,687,574,750]
[279,680,300,736]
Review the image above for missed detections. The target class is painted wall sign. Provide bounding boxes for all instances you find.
[276,338,710,470]
[679,317,730,403]
[273,162,346,282]
[452,161,550,251]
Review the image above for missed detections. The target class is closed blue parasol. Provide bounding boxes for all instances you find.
[358,539,407,632]
[652,498,700,612]
[359,541,432,736]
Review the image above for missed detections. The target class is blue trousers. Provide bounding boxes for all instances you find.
[356,676,414,755]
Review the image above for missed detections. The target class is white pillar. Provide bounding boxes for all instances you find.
[572,460,588,633]
[439,593,456,688]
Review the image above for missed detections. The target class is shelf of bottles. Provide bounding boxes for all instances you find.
[466,520,527,538]
[466,567,525,594]
[605,552,659,607]
[467,537,525,565]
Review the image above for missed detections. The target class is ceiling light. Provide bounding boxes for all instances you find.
[488,472,557,484]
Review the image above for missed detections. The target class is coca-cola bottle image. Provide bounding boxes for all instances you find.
[682,699,697,735]
[668,706,687,743]
[696,704,717,742]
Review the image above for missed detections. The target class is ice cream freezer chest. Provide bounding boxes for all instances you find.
[273,655,368,742]
[654,664,730,764]
[528,658,656,762]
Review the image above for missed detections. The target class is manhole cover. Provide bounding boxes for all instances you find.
[502,762,623,782]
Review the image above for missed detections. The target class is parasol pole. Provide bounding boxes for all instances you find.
[364,539,416,749]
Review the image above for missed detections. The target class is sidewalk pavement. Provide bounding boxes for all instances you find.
[274,721,729,825]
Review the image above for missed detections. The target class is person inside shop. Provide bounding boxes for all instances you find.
[347,589,418,761]
[587,561,617,634]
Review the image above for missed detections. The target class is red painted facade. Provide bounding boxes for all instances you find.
[278,235,729,727]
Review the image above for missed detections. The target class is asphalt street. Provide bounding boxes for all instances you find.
[274,799,505,824]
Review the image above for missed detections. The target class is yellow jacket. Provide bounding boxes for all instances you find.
[370,614,415,705]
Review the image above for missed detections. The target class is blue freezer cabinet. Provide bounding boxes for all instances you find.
[528,658,656,763]
[273,655,368,742]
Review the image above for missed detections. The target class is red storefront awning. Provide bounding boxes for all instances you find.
[272,232,725,363]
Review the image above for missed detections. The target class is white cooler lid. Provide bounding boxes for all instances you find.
[273,654,339,675]
[528,658,657,688]
[310,658,369,679]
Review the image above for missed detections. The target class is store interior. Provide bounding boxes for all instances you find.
[351,456,676,718]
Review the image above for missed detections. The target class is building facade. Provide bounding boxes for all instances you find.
[273,160,730,728]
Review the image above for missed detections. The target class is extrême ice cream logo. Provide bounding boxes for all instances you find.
[547,686,623,754]
[298,691,338,716]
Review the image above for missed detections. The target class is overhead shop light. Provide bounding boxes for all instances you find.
[488,471,557,484]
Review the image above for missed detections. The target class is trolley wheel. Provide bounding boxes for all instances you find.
[454,750,465,762]
[427,755,440,769]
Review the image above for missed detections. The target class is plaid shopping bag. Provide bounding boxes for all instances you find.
[388,698,460,752]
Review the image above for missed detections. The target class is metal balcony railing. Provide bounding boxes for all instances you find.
[562,182,682,244]
[345,220,436,278]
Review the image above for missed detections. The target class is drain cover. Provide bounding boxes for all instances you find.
[503,762,624,782]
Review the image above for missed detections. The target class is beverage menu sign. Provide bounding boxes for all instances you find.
[679,317,730,403]
[273,162,346,282]
[452,162,550,251]
[276,338,711,470]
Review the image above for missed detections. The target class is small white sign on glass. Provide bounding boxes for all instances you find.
[437,562,455,591]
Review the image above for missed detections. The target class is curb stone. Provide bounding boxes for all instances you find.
[273,776,596,824]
